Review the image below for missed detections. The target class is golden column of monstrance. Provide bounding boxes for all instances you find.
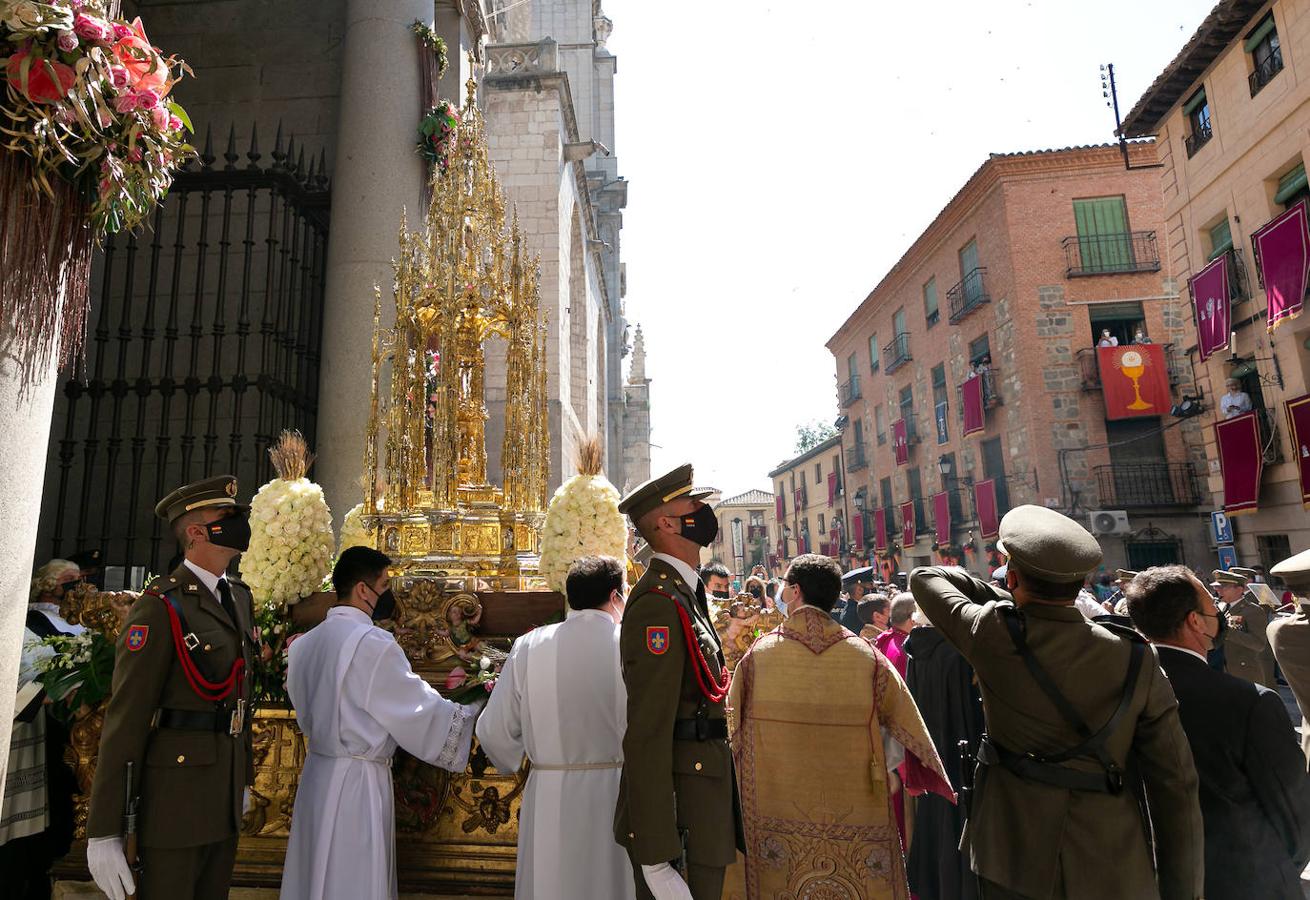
[365,77,550,586]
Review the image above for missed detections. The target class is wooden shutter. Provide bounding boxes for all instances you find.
[1073,197,1130,273]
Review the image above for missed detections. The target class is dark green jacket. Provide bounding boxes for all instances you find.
[87,563,256,848]
[614,556,741,867]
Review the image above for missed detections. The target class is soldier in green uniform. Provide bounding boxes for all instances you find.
[910,505,1203,900]
[614,464,743,900]
[86,476,258,900]
[1212,568,1276,686]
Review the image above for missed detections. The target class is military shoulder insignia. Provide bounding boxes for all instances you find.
[647,626,669,655]
[126,624,149,652]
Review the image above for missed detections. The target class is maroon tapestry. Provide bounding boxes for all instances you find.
[893,418,909,466]
[974,479,1000,539]
[874,508,888,552]
[1215,411,1264,515]
[1252,200,1310,333]
[775,493,785,522]
[962,376,985,437]
[1285,394,1310,509]
[933,492,951,545]
[827,472,837,508]
[853,512,865,547]
[1188,255,1231,361]
[900,501,916,548]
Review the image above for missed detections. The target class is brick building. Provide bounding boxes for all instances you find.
[1122,0,1310,579]
[769,434,853,569]
[826,143,1214,579]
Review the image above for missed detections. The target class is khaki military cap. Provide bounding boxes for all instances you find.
[154,475,247,523]
[618,464,714,522]
[1271,549,1310,589]
[1115,568,1137,581]
[1229,566,1259,581]
[995,505,1102,581]
[1210,569,1249,587]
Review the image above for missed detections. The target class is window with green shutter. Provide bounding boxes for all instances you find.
[869,333,879,372]
[1208,218,1233,261]
[1247,12,1283,95]
[923,278,939,327]
[1073,196,1132,273]
[1275,163,1307,208]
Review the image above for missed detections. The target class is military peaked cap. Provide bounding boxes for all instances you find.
[1115,568,1137,581]
[1229,566,1259,581]
[1271,549,1310,590]
[155,475,248,523]
[618,464,714,522]
[1210,569,1249,587]
[995,505,1102,581]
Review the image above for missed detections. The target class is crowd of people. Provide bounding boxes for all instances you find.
[8,465,1310,900]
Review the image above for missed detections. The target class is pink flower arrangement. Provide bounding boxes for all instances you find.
[56,31,78,52]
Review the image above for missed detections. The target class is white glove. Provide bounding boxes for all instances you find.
[641,862,693,900]
[243,786,252,814]
[87,835,135,900]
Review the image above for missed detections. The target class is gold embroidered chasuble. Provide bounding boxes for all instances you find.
[728,606,953,899]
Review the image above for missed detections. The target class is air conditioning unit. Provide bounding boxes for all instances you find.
[1089,510,1131,536]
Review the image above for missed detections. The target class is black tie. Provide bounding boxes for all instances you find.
[215,579,239,630]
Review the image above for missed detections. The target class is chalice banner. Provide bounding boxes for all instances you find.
[1187,255,1230,361]
[933,492,951,545]
[1285,394,1310,509]
[1097,344,1169,420]
[900,501,916,549]
[973,479,1000,539]
[1252,199,1309,333]
[874,507,888,552]
[1215,411,1263,516]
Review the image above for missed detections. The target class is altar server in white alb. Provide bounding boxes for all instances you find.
[476,555,635,899]
[280,546,483,900]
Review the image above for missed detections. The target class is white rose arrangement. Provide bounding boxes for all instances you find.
[538,437,628,594]
[240,431,334,609]
[337,502,376,554]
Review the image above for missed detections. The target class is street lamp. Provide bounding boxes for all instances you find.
[937,455,953,478]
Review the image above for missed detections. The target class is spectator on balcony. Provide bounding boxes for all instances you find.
[1221,378,1253,419]
[1097,328,1119,348]
[1132,329,1152,345]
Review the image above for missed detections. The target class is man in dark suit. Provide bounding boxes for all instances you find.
[1126,565,1310,900]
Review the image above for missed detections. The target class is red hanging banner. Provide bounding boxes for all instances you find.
[1252,199,1310,333]
[900,501,916,548]
[794,488,805,512]
[827,471,837,508]
[776,537,785,560]
[874,508,888,551]
[974,479,1000,539]
[893,418,909,466]
[1285,394,1310,509]
[853,512,865,547]
[1215,411,1264,516]
[933,491,951,545]
[798,532,808,555]
[1188,255,1231,361]
[1097,344,1171,420]
[830,528,840,555]
[775,493,785,522]
[962,376,985,437]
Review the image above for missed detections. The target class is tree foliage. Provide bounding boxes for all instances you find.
[794,420,837,454]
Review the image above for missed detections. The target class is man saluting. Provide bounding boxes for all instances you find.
[614,464,743,900]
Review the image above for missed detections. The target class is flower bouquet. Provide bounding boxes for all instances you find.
[29,630,115,725]
[538,437,627,594]
[416,99,459,173]
[443,646,508,705]
[337,501,376,554]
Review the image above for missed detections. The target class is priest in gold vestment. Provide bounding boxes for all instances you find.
[728,554,954,899]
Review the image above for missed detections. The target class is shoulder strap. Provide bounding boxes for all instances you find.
[1000,607,1145,773]
[25,609,59,639]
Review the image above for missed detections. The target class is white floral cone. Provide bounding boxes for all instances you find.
[538,468,627,594]
[337,502,375,554]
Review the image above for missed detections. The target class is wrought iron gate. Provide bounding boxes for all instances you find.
[44,126,330,579]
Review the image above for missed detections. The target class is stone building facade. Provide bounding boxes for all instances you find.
[700,489,779,576]
[1122,0,1310,579]
[826,144,1213,578]
[30,0,653,578]
[769,434,852,570]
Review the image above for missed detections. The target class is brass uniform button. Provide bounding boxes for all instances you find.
[628,832,635,839]
[204,644,212,651]
[176,755,186,764]
[694,762,703,771]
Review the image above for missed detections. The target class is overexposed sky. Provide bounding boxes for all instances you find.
[603,0,1209,498]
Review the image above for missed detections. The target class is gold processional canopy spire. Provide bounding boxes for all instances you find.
[364,78,549,582]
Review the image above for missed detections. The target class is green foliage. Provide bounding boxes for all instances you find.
[794,420,837,454]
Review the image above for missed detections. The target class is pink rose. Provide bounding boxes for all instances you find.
[443,666,468,690]
[168,114,182,131]
[4,50,76,104]
[112,93,135,114]
[127,146,142,162]
[56,31,79,53]
[112,22,131,39]
[107,66,129,89]
[72,13,113,43]
[149,105,168,131]
[134,87,159,108]
[111,17,169,95]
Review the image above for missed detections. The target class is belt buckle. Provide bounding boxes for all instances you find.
[229,699,246,736]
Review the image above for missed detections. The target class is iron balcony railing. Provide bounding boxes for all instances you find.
[1185,122,1213,158]
[1078,343,1184,391]
[1063,232,1161,277]
[839,375,862,407]
[1094,462,1201,508]
[883,332,912,374]
[848,441,868,470]
[947,267,990,323]
[1249,46,1284,96]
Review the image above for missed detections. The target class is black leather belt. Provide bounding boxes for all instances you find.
[977,735,1122,794]
[154,704,245,736]
[672,718,728,741]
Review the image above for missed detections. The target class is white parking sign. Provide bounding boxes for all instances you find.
[1210,511,1234,545]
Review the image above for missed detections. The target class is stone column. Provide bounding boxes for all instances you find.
[0,336,60,791]
[316,0,430,525]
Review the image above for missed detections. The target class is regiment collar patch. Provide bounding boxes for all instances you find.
[126,624,149,652]
[647,625,669,655]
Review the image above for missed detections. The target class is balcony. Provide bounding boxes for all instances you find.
[1078,343,1183,391]
[947,267,990,323]
[957,368,1001,412]
[883,332,912,374]
[747,524,767,542]
[1094,462,1200,508]
[902,416,922,446]
[1062,232,1161,277]
[848,441,869,470]
[1249,46,1284,96]
[839,375,862,407]
[1185,122,1213,158]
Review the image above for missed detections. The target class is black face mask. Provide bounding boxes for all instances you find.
[748,586,763,600]
[206,514,251,553]
[674,505,719,547]
[1209,601,1229,648]
[711,589,731,600]
[366,584,397,622]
